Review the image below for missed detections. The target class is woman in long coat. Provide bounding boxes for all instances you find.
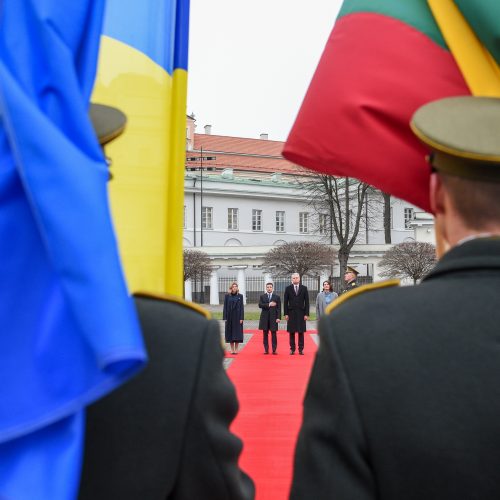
[223,282,244,354]
[316,280,338,319]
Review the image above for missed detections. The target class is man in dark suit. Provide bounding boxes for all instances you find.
[79,293,254,500]
[291,96,500,499]
[258,282,281,354]
[283,273,309,355]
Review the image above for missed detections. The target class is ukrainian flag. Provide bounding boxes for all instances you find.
[0,0,146,498]
[93,0,190,297]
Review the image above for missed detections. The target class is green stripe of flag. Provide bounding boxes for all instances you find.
[338,0,447,49]
[455,0,500,64]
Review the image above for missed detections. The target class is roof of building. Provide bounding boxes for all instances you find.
[187,133,308,176]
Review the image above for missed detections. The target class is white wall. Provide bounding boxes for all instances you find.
[183,173,435,282]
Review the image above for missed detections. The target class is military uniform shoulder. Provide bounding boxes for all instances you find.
[133,291,211,319]
[326,279,400,315]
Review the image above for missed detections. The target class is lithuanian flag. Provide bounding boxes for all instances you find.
[283,0,500,212]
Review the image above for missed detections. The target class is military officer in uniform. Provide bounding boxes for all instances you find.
[291,96,500,500]
[342,265,359,294]
[80,294,255,500]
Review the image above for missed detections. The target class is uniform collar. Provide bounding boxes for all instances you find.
[424,237,500,282]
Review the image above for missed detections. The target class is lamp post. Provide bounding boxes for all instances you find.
[186,147,216,248]
[186,149,216,303]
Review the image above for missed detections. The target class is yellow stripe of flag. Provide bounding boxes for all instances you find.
[428,0,500,97]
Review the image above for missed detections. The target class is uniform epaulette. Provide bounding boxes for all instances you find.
[133,291,211,319]
[326,279,400,315]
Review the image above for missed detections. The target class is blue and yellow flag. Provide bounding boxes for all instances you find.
[93,0,190,297]
[0,1,146,498]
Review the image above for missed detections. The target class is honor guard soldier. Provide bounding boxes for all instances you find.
[342,265,359,293]
[291,96,500,500]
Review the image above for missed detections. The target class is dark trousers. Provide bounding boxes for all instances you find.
[263,330,277,353]
[289,332,304,353]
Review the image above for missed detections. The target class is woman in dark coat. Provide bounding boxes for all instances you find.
[223,282,244,354]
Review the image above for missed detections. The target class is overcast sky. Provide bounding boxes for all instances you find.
[187,0,343,142]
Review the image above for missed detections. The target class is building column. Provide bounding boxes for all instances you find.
[373,261,382,282]
[210,268,219,305]
[236,267,248,305]
[264,273,272,288]
[184,279,192,302]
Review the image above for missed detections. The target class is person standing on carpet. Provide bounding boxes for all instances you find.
[223,282,244,355]
[258,282,281,354]
[316,280,338,320]
[284,273,309,355]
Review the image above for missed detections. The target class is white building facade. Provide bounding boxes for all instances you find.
[183,118,434,303]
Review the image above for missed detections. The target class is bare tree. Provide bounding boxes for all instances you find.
[382,192,392,244]
[298,173,371,278]
[379,241,436,284]
[262,241,335,278]
[183,249,213,282]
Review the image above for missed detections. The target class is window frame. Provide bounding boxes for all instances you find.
[252,209,263,232]
[404,207,414,229]
[299,212,309,234]
[227,207,239,231]
[275,210,285,233]
[318,213,328,235]
[202,206,213,230]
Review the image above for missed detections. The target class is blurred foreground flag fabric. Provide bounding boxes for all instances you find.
[283,0,477,212]
[0,1,146,498]
[92,0,190,297]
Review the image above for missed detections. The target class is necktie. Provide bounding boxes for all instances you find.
[295,285,298,295]
[268,294,272,301]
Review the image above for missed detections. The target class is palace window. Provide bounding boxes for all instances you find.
[252,209,262,231]
[404,207,414,229]
[319,213,328,235]
[228,208,239,230]
[299,212,309,233]
[276,211,285,233]
[202,206,213,230]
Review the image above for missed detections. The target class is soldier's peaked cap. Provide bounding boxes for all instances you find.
[346,266,359,275]
[89,103,127,146]
[410,96,500,182]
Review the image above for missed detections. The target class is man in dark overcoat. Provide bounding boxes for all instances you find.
[291,96,500,499]
[258,282,281,354]
[283,273,309,355]
[79,293,254,500]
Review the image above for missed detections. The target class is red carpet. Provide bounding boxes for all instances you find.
[227,330,317,500]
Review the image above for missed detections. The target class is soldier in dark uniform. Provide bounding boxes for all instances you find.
[341,265,359,294]
[80,294,254,500]
[291,96,500,500]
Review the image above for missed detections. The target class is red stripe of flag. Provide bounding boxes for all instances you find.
[283,13,470,212]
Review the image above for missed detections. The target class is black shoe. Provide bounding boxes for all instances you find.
[290,350,295,355]
[264,351,269,355]
[299,351,304,355]
[272,351,277,355]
